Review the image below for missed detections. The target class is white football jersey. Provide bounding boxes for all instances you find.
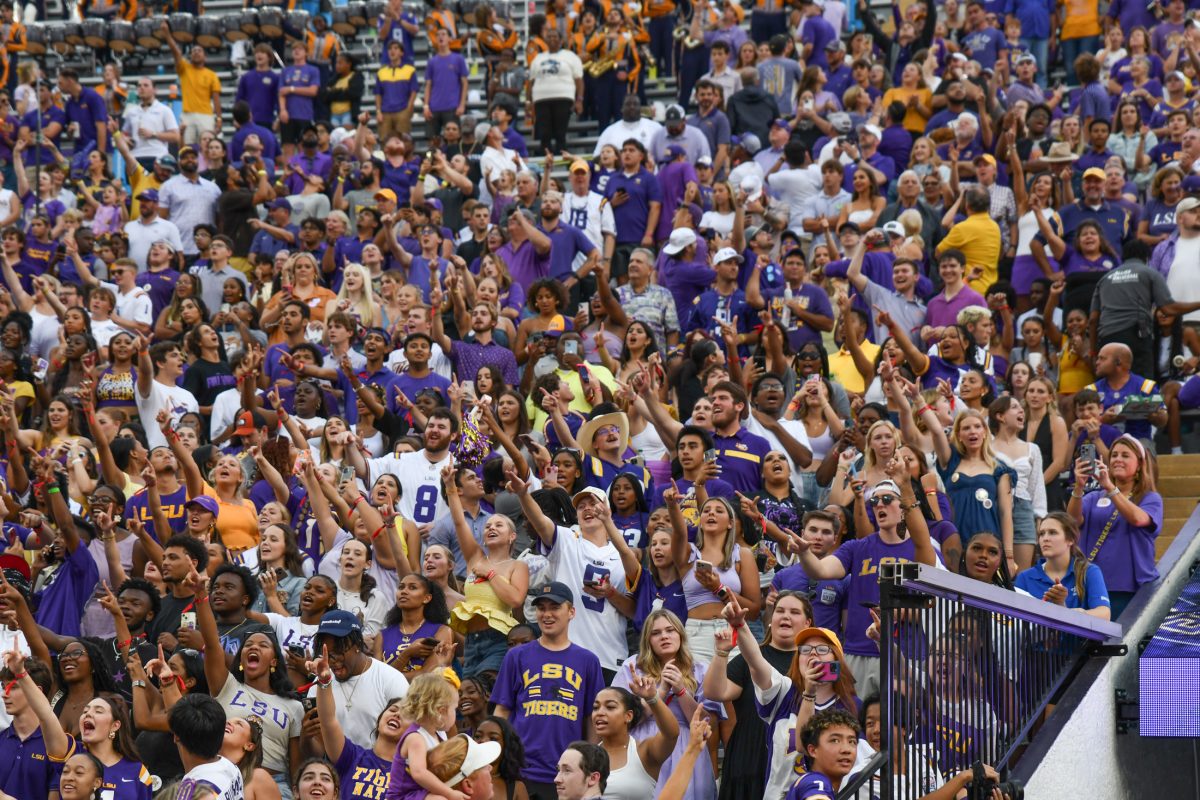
[546,526,628,671]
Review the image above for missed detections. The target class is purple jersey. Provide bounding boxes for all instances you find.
[786,772,837,800]
[772,565,849,634]
[833,534,926,656]
[102,757,154,800]
[33,542,99,638]
[335,736,391,800]
[136,268,180,320]
[491,641,605,782]
[1086,373,1160,441]
[124,484,189,542]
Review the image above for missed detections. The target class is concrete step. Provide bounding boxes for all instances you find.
[1159,516,1190,559]
[1163,496,1199,519]
[1157,476,1200,497]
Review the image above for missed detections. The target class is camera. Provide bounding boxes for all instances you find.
[966,763,1023,800]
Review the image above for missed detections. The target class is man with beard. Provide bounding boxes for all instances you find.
[303,610,410,753]
[539,190,598,305]
[284,125,333,196]
[709,380,773,494]
[123,188,183,269]
[351,407,458,528]
[335,156,383,219]
[145,534,210,645]
[745,371,814,484]
[158,145,221,258]
[431,299,520,388]
[648,104,711,165]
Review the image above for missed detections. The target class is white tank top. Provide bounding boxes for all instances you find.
[602,737,657,800]
[1016,207,1056,256]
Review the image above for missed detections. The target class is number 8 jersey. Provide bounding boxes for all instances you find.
[543,525,628,672]
[366,450,454,526]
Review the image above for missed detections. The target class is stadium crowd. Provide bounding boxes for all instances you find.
[0,0,1186,796]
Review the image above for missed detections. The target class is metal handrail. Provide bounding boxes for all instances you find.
[879,562,1124,641]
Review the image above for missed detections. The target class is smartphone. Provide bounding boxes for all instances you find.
[579,365,591,384]
[817,661,841,682]
[301,696,318,714]
[704,448,718,463]
[529,331,545,346]
[753,352,767,370]
[288,644,307,658]
[180,611,197,630]
[338,465,355,485]
[564,339,580,356]
[695,560,714,576]
[516,433,535,449]
[1080,442,1096,472]
[420,637,440,647]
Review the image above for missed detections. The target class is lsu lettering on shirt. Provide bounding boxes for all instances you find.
[491,641,603,783]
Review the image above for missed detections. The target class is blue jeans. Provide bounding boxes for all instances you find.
[1020,36,1050,88]
[1060,36,1099,85]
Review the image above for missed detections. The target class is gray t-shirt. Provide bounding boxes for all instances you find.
[1091,260,1172,338]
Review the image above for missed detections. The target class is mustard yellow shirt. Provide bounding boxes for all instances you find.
[936,211,1002,295]
[178,60,221,115]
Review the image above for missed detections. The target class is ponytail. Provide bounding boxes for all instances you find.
[1071,543,1089,603]
[360,571,377,604]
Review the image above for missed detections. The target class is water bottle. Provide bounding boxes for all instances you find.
[781,286,792,328]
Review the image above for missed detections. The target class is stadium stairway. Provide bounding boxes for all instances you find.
[1154,454,1200,558]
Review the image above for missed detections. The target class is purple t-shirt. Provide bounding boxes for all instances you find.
[424,53,468,113]
[33,541,100,638]
[336,736,391,800]
[281,63,321,120]
[236,68,280,127]
[605,167,663,245]
[655,160,699,242]
[136,268,180,319]
[101,757,153,800]
[772,565,849,634]
[541,220,596,280]
[761,283,834,351]
[799,15,836,69]
[497,238,551,292]
[125,484,189,542]
[833,534,924,656]
[491,640,604,782]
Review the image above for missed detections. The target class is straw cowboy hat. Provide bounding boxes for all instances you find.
[577,410,630,459]
[1040,142,1080,163]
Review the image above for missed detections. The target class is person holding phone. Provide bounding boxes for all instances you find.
[714,597,863,800]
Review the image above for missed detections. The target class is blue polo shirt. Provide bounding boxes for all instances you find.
[1013,558,1110,611]
[605,167,663,245]
[0,726,73,800]
[249,225,299,260]
[1052,200,1131,249]
[710,425,773,494]
[339,366,401,425]
[580,453,655,499]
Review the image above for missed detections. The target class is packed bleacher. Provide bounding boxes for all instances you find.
[0,0,1190,796]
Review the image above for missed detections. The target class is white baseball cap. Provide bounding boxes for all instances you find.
[713,247,743,264]
[663,227,698,255]
[447,736,502,787]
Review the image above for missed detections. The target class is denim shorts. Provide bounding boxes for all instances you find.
[1011,496,1037,545]
[464,628,509,676]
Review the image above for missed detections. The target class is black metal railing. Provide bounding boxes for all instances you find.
[837,563,1123,800]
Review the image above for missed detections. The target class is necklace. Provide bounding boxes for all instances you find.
[338,670,365,710]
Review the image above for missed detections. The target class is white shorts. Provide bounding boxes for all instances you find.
[181,112,216,144]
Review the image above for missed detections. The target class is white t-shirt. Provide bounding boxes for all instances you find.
[593,118,664,157]
[210,387,242,450]
[124,216,184,270]
[177,756,244,800]
[0,627,29,728]
[366,449,453,527]
[90,318,125,351]
[767,166,821,232]
[29,308,58,361]
[334,584,392,637]
[1167,236,1200,324]
[264,612,320,654]
[745,415,813,496]
[214,678,303,773]
[699,210,735,236]
[319,528,401,603]
[101,281,153,328]
[529,50,584,103]
[545,526,627,671]
[305,658,410,750]
[135,379,200,450]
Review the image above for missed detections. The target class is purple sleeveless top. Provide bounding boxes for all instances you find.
[385,724,443,800]
[380,620,443,673]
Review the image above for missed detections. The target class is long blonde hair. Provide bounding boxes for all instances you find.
[1023,377,1061,418]
[950,409,996,468]
[862,420,900,471]
[336,262,382,328]
[635,610,698,692]
[696,497,739,570]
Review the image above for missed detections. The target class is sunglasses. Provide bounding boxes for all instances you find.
[867,493,898,508]
[796,351,821,360]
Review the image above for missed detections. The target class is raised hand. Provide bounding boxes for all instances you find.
[721,594,746,629]
[628,669,658,700]
[661,478,680,505]
[305,643,333,683]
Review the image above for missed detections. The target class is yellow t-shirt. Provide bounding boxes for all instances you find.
[178,60,221,115]
[128,163,163,220]
[1060,0,1101,40]
[829,341,882,395]
[882,87,932,134]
